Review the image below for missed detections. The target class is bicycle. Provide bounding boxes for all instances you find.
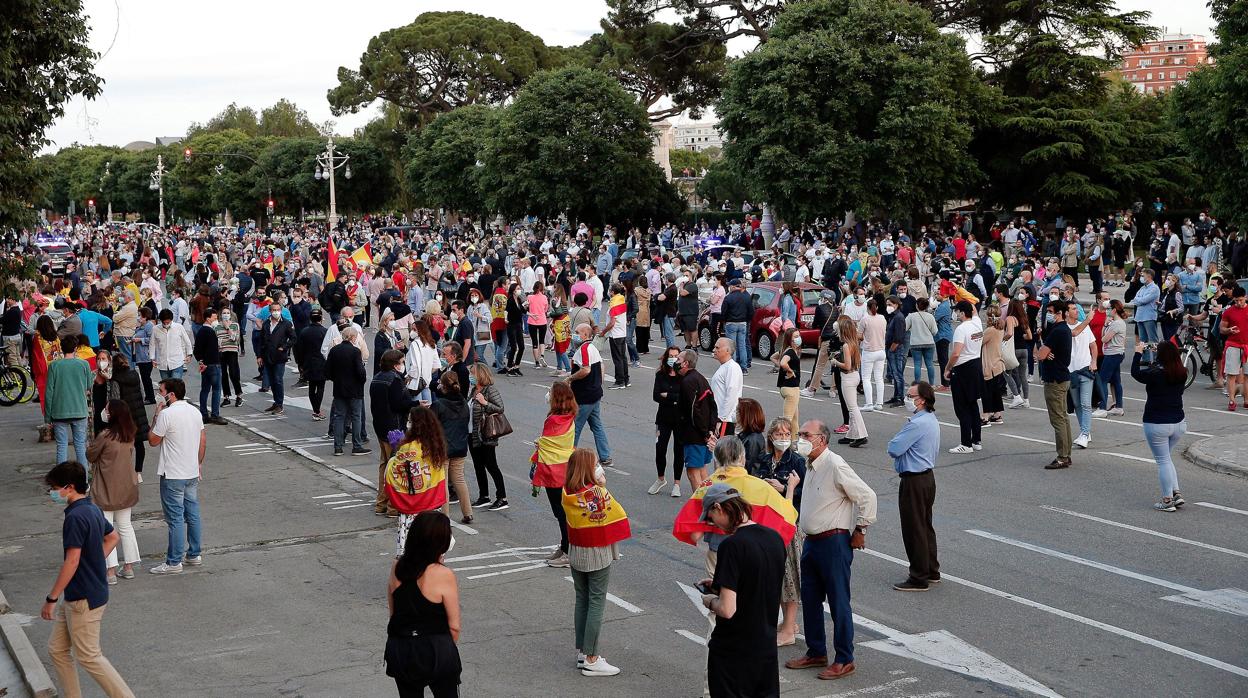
[1174,322,1214,389]
[0,351,35,406]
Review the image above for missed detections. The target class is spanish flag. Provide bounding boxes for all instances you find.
[563,483,631,547]
[551,314,572,354]
[350,242,372,269]
[531,413,575,488]
[672,466,799,546]
[384,441,448,514]
[326,237,340,282]
[608,293,626,322]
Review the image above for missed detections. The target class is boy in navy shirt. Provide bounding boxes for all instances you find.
[42,460,134,697]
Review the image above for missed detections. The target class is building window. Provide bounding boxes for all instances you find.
[1146,72,1152,80]
[1171,71,1177,79]
[1146,86,1154,93]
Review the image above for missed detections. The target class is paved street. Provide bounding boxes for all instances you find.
[3,327,1248,697]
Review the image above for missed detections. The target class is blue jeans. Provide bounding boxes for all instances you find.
[1137,320,1160,362]
[887,347,908,401]
[660,316,676,348]
[158,366,185,381]
[1097,354,1125,409]
[198,364,222,418]
[494,329,509,372]
[573,401,610,461]
[331,396,366,451]
[251,331,269,389]
[800,533,855,664]
[911,346,936,384]
[159,476,202,565]
[1143,420,1186,498]
[115,338,134,366]
[1068,368,1094,436]
[625,318,639,363]
[52,418,88,465]
[556,346,571,372]
[264,361,286,407]
[725,322,750,370]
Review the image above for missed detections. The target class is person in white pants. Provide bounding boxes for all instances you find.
[858,300,888,411]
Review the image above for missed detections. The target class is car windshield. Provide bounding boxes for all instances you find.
[752,288,777,308]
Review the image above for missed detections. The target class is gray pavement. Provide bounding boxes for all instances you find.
[3,315,1248,697]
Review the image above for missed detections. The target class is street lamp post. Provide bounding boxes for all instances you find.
[314,135,351,231]
[99,161,112,222]
[149,154,171,228]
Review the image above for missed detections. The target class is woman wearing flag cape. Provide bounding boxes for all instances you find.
[384,406,450,557]
[531,382,578,568]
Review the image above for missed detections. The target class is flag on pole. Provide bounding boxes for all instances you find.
[326,237,339,282]
[671,467,798,546]
[350,242,372,269]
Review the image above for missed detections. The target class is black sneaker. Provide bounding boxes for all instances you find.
[448,495,459,504]
[471,496,491,508]
[351,447,372,456]
[488,499,510,511]
[334,449,344,457]
[849,438,868,448]
[600,458,613,467]
[234,396,243,407]
[893,580,929,592]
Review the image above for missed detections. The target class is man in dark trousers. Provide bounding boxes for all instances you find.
[327,325,370,457]
[369,349,411,516]
[447,300,478,365]
[193,306,227,425]
[1037,299,1074,469]
[886,381,941,591]
[257,298,296,416]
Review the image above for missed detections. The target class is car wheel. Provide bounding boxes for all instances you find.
[699,325,714,352]
[755,331,772,359]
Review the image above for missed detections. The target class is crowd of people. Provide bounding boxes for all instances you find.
[10,206,1244,696]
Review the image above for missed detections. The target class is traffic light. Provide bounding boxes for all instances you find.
[266,199,275,214]
[87,199,95,208]
[183,147,193,163]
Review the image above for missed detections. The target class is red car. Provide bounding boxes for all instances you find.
[697,282,826,358]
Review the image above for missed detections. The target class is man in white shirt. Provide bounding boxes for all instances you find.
[786,419,877,680]
[1066,304,1098,448]
[710,337,743,436]
[518,259,537,294]
[151,308,194,380]
[147,378,206,575]
[320,306,369,361]
[586,274,605,324]
[943,301,983,454]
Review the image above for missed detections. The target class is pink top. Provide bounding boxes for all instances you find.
[570,281,596,307]
[527,292,549,326]
[708,286,726,313]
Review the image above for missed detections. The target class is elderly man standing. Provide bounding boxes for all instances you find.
[709,337,743,437]
[886,381,941,591]
[112,291,139,365]
[327,326,370,457]
[785,419,877,681]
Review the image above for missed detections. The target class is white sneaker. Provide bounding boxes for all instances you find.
[149,562,183,575]
[860,404,875,412]
[874,404,884,411]
[1008,396,1026,409]
[547,553,571,568]
[799,388,816,398]
[581,657,621,677]
[577,652,587,669]
[1022,399,1031,408]
[1091,409,1108,418]
[647,479,667,495]
[137,473,143,483]
[184,555,203,566]
[1074,434,1090,449]
[948,445,974,454]
[972,442,983,451]
[1108,407,1124,416]
[671,483,682,498]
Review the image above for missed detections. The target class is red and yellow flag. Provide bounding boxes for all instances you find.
[608,293,626,320]
[384,441,447,514]
[326,237,340,282]
[672,466,798,546]
[350,242,373,269]
[531,413,575,488]
[563,483,631,547]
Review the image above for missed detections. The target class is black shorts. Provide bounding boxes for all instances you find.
[386,634,461,696]
[528,324,548,346]
[677,315,699,332]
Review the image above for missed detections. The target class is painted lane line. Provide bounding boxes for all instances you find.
[465,562,547,580]
[444,545,556,564]
[1021,407,1213,438]
[562,576,643,613]
[1041,506,1248,560]
[859,547,1248,679]
[451,560,553,573]
[1098,451,1154,463]
[1026,380,1247,417]
[1196,502,1248,516]
[331,503,371,510]
[312,493,353,499]
[674,629,707,646]
[1000,433,1054,445]
[814,676,918,697]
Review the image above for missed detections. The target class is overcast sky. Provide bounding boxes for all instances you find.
[44,0,1214,152]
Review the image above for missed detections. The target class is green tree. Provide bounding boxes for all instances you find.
[354,104,421,212]
[582,19,727,121]
[187,103,261,138]
[669,148,711,175]
[260,138,324,215]
[1171,0,1248,226]
[328,11,560,125]
[608,0,784,43]
[717,0,982,222]
[403,105,499,214]
[479,67,682,226]
[2,0,102,228]
[696,157,758,205]
[259,99,321,138]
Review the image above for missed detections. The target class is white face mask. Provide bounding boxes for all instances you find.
[1015,293,1027,301]
[772,439,791,451]
[794,438,813,457]
[1049,293,1059,302]
[905,396,918,412]
[1101,299,1111,309]
[792,336,802,348]
[100,408,110,424]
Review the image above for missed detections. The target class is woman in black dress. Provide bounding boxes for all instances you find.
[386,511,462,697]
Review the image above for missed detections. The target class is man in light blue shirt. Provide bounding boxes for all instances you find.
[885,381,941,591]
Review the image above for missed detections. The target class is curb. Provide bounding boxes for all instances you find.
[1185,439,1248,479]
[1,609,56,698]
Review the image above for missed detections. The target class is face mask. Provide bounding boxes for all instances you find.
[855,296,864,304]
[1049,294,1059,302]
[899,290,907,298]
[794,438,813,457]
[886,305,896,314]
[468,372,477,387]
[1015,293,1027,301]
[793,336,802,348]
[667,357,680,368]
[905,396,917,412]
[439,358,449,370]
[773,439,792,451]
[1046,313,1055,324]
[49,488,68,505]
[1101,300,1111,309]
[1187,264,1196,272]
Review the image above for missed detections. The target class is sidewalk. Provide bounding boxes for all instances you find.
[1186,433,1248,478]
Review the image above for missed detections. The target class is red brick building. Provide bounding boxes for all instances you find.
[1119,33,1211,94]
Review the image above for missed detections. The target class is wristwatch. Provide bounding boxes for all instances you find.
[45,595,58,603]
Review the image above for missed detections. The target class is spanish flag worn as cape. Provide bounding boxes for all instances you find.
[672,466,798,546]
[563,483,631,547]
[608,293,626,321]
[384,441,448,514]
[531,413,575,488]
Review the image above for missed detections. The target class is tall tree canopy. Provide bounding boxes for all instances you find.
[717,0,983,221]
[328,11,560,125]
[2,0,102,228]
[188,100,322,139]
[608,0,784,43]
[478,67,681,226]
[403,105,499,215]
[1171,0,1248,226]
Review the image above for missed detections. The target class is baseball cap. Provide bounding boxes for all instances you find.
[699,483,741,522]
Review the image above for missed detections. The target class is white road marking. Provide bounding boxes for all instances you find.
[562,576,644,613]
[814,677,918,697]
[465,562,547,580]
[674,629,707,646]
[1097,451,1154,463]
[1196,502,1248,517]
[312,493,353,499]
[444,545,556,564]
[225,443,265,449]
[451,559,553,573]
[331,502,371,510]
[1026,381,1246,417]
[1022,407,1214,437]
[1041,506,1248,560]
[861,547,1248,679]
[999,433,1054,445]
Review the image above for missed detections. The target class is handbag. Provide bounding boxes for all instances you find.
[1001,335,1019,370]
[481,411,513,441]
